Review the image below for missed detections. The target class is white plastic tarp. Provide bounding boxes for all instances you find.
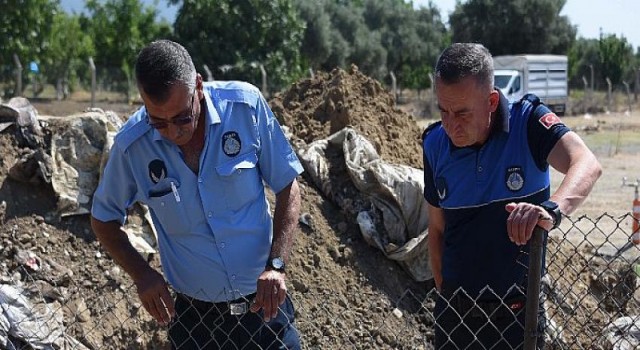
[297,127,431,281]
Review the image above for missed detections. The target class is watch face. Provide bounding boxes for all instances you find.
[271,257,285,270]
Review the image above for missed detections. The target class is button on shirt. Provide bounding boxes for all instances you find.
[91,81,304,302]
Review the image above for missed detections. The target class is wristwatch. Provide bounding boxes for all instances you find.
[266,257,286,272]
[539,200,562,230]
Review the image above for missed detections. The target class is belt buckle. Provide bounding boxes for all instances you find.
[229,302,247,316]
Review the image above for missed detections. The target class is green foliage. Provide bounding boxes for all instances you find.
[84,0,172,94]
[44,12,95,87]
[0,0,60,94]
[294,0,446,89]
[449,0,576,56]
[172,0,305,92]
[568,35,635,90]
[598,34,635,87]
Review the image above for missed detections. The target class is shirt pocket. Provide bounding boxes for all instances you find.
[146,178,191,235]
[215,152,261,212]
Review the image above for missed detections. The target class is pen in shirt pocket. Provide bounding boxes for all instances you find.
[170,181,181,203]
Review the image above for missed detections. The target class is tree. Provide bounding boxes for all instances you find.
[295,1,333,71]
[295,0,446,89]
[598,34,634,87]
[84,0,172,97]
[44,12,95,94]
[449,0,576,56]
[172,0,305,92]
[0,0,59,95]
[567,38,599,89]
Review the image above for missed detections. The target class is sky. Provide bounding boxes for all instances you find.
[60,0,640,49]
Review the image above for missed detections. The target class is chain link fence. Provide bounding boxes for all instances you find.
[2,213,640,349]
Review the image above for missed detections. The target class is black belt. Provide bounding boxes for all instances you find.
[451,294,526,320]
[178,293,256,316]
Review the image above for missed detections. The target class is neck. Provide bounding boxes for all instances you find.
[182,106,206,152]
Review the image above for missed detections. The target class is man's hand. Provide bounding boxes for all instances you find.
[505,202,554,246]
[134,269,175,325]
[250,269,287,322]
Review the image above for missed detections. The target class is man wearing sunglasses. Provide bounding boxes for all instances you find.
[91,40,303,349]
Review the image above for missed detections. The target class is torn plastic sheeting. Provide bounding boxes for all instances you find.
[603,316,640,350]
[0,97,44,149]
[0,284,63,349]
[47,115,110,217]
[297,127,431,281]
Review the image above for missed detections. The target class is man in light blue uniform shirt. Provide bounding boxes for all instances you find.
[91,40,303,349]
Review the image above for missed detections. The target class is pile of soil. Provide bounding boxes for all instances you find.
[270,65,424,169]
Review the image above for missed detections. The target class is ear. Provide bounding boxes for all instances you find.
[488,89,499,112]
[195,73,204,99]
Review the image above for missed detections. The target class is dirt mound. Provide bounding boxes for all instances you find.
[270,65,424,168]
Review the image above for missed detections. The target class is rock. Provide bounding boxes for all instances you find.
[392,308,403,319]
[66,297,91,322]
[299,212,314,229]
[291,279,309,293]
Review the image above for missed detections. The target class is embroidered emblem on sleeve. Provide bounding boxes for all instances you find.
[539,112,561,130]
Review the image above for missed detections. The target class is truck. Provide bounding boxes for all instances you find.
[493,55,568,115]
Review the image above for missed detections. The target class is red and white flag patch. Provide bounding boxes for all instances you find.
[539,112,561,130]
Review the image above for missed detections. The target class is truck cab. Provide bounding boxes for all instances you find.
[495,69,523,101]
[493,55,568,115]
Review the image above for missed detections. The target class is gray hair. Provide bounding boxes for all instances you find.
[134,40,197,103]
[435,43,494,89]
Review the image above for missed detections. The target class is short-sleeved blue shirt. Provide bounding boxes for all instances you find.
[423,92,570,297]
[92,81,303,302]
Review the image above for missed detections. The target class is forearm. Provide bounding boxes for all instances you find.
[428,231,444,289]
[551,152,601,216]
[91,216,153,282]
[271,179,301,261]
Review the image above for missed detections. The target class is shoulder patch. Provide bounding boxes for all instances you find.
[538,112,562,130]
[422,121,442,141]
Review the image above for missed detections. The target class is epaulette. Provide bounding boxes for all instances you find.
[519,93,547,120]
[213,81,261,107]
[422,120,442,141]
[113,114,151,151]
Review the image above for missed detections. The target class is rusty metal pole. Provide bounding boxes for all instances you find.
[524,226,546,350]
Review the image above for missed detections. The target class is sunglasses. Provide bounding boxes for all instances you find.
[147,92,195,130]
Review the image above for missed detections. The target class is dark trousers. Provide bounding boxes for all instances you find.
[169,293,301,350]
[434,288,545,349]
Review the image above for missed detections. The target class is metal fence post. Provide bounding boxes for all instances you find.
[524,226,546,350]
[606,77,612,112]
[623,81,631,113]
[202,64,213,82]
[13,54,22,97]
[390,71,397,106]
[89,57,96,108]
[259,64,267,98]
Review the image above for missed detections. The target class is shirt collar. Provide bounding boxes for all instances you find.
[495,89,510,133]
